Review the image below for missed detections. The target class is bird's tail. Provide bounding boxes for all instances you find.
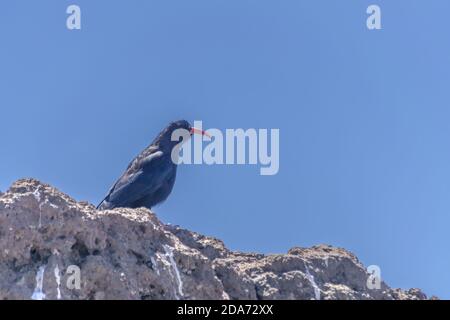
[96,198,111,210]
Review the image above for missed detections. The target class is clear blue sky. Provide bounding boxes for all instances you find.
[1,1,449,299]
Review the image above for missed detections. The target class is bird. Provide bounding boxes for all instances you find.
[97,120,209,210]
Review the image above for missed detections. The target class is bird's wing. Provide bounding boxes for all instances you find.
[98,150,172,208]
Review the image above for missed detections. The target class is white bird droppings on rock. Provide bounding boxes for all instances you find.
[31,265,46,300]
[304,264,321,300]
[163,244,184,299]
[54,265,62,300]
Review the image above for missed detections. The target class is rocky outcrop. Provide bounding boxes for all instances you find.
[0,179,428,300]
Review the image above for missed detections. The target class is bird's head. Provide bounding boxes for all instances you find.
[153,120,209,152]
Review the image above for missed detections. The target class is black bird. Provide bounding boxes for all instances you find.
[97,120,208,210]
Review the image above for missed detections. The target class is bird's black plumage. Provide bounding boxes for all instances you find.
[97,120,193,210]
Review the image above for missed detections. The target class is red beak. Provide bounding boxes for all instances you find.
[190,127,211,138]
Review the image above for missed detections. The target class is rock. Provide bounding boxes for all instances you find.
[0,179,430,300]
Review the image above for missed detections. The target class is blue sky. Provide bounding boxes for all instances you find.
[1,1,449,298]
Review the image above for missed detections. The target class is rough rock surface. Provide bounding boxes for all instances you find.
[0,179,429,300]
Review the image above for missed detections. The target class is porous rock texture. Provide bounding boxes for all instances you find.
[0,179,428,300]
